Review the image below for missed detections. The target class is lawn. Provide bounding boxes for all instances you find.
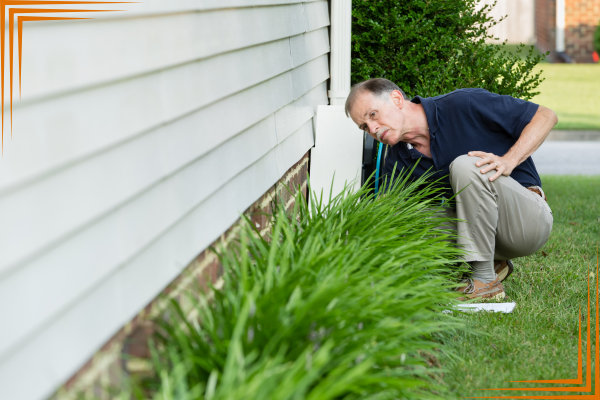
[531,64,600,130]
[443,175,600,398]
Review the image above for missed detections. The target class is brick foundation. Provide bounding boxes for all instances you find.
[564,0,600,63]
[50,152,310,400]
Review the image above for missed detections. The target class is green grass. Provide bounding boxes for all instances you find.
[443,175,600,398]
[531,64,600,130]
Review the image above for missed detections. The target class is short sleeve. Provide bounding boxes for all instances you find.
[468,89,539,140]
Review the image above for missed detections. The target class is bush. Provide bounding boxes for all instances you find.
[130,173,467,400]
[594,22,600,54]
[351,0,547,100]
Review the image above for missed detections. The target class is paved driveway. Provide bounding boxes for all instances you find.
[532,141,600,175]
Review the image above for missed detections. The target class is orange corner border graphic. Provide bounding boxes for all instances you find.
[0,0,138,153]
[465,252,600,399]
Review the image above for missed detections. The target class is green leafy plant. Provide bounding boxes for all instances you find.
[351,0,547,100]
[128,171,468,400]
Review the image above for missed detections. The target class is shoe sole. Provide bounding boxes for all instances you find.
[478,286,505,300]
[459,290,506,302]
[495,260,514,282]
[458,285,506,301]
[486,290,506,301]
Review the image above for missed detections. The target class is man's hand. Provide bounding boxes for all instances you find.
[468,106,557,183]
[467,151,517,182]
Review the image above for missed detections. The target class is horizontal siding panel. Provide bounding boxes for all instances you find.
[290,26,330,67]
[291,53,329,100]
[0,149,281,400]
[1,29,329,194]
[275,81,328,143]
[275,118,315,177]
[0,0,312,19]
[196,0,325,11]
[0,114,278,363]
[303,1,330,32]
[0,56,328,280]
[1,0,325,22]
[0,78,328,364]
[157,38,293,123]
[0,71,296,279]
[12,4,307,103]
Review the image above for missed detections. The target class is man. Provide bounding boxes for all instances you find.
[345,78,556,300]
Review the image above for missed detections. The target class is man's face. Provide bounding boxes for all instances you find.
[349,90,405,146]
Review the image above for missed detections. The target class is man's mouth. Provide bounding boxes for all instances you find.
[377,129,388,142]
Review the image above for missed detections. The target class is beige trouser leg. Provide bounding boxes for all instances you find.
[446,155,553,262]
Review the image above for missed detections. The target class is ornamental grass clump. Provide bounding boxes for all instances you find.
[133,172,466,400]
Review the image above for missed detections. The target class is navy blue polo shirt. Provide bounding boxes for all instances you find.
[381,88,542,197]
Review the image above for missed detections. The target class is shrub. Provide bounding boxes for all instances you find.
[351,0,547,100]
[130,173,467,400]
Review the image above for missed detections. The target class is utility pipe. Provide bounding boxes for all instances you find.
[328,0,352,106]
[555,0,565,52]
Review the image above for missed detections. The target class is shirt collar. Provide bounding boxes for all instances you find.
[410,95,438,135]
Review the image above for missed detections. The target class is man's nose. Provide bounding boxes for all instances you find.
[366,121,379,135]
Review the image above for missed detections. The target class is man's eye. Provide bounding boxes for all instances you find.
[370,111,378,119]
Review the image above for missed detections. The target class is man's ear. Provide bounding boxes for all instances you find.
[390,90,405,109]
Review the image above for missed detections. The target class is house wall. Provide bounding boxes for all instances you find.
[484,0,536,44]
[0,2,330,400]
[52,153,311,400]
[535,0,600,62]
[535,0,557,52]
[564,0,600,62]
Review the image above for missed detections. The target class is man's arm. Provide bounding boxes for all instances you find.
[468,105,558,182]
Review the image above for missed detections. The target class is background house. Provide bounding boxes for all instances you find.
[483,0,599,63]
[0,2,332,399]
[483,0,536,45]
[535,0,600,63]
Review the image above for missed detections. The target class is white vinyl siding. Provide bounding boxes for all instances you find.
[0,2,330,400]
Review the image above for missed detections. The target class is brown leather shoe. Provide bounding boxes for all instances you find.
[494,260,514,282]
[455,276,505,301]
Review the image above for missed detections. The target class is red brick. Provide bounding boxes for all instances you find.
[536,0,600,62]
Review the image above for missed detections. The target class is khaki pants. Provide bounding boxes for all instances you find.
[444,155,553,262]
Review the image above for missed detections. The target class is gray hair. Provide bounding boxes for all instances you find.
[344,78,409,117]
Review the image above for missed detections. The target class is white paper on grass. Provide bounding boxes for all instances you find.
[443,302,516,314]
[309,105,364,205]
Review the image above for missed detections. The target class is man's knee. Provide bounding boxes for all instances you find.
[449,155,481,179]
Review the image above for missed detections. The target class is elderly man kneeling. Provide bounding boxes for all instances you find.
[345,78,556,300]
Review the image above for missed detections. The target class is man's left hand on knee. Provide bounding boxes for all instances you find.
[468,151,517,182]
